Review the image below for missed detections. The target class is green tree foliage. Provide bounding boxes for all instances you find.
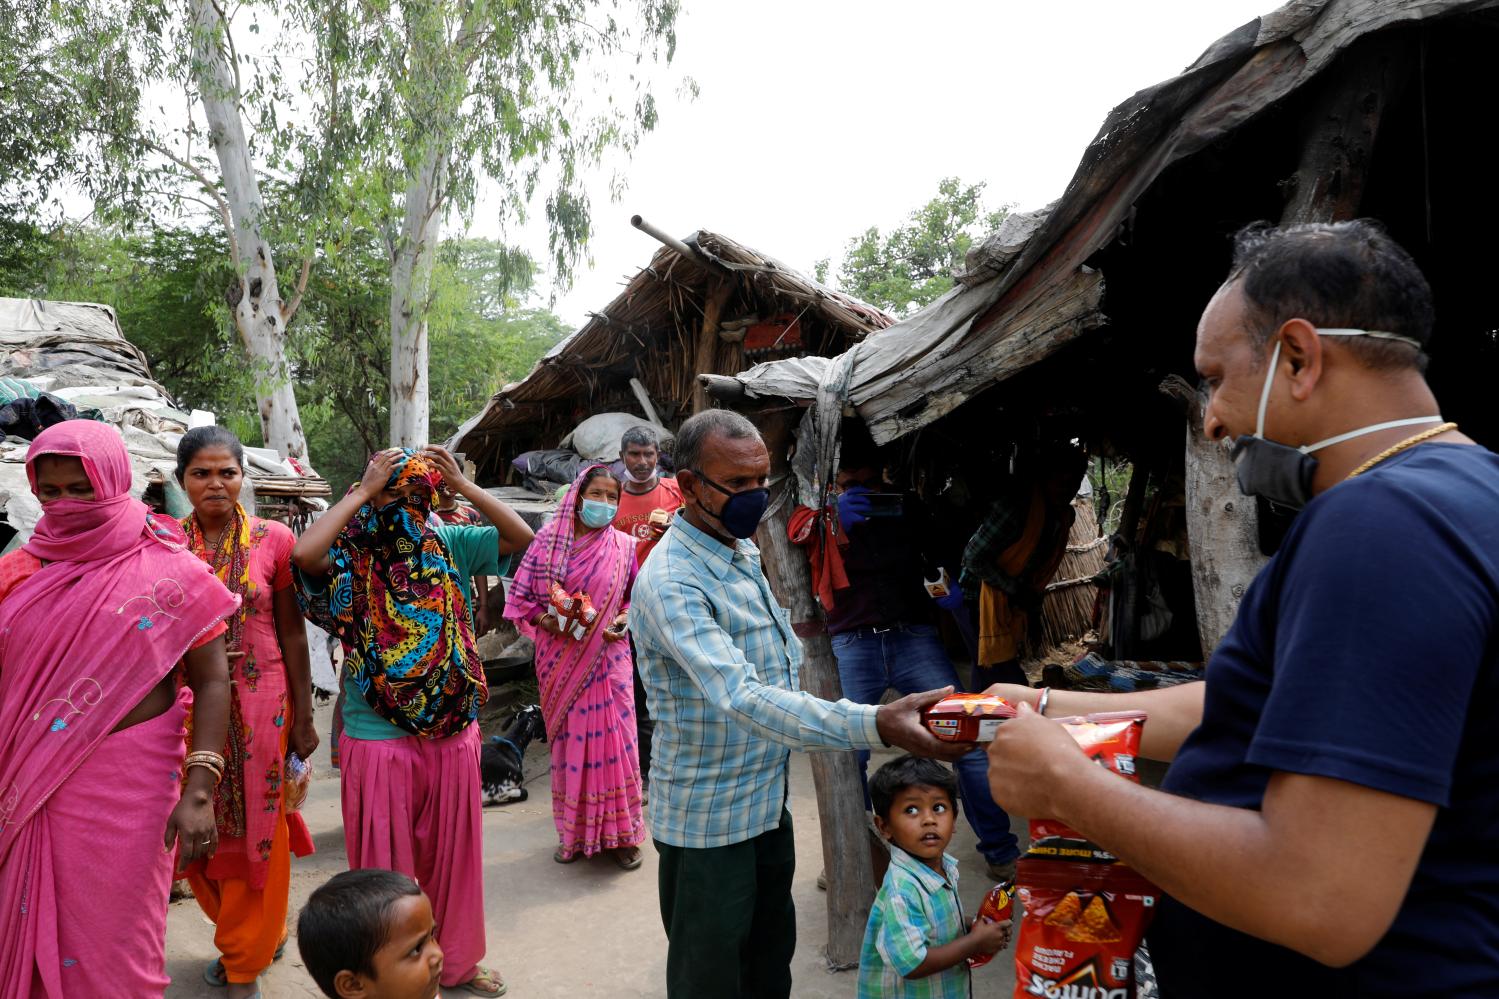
[294,232,567,489]
[0,219,564,492]
[817,177,1012,317]
[0,0,681,455]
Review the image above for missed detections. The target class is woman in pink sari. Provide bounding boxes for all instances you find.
[0,420,237,998]
[506,465,645,868]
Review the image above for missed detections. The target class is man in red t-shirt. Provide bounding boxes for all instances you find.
[614,427,683,567]
[612,425,681,798]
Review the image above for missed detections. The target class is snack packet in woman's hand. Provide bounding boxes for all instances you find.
[284,752,312,812]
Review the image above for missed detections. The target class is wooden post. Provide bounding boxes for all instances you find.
[1161,376,1262,657]
[1282,35,1407,224]
[1178,35,1406,656]
[691,281,735,413]
[754,411,875,970]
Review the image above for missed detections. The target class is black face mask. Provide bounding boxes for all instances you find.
[1231,334,1441,511]
[1230,436,1318,511]
[691,469,770,540]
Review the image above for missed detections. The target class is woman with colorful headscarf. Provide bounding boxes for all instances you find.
[293,445,522,997]
[505,464,645,869]
[0,420,237,997]
[175,426,318,997]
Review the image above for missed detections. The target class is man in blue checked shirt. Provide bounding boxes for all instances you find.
[631,409,968,999]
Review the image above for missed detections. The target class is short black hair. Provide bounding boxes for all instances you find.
[869,754,959,821]
[620,425,659,451]
[297,868,422,997]
[674,409,761,474]
[1227,219,1433,371]
[174,425,245,484]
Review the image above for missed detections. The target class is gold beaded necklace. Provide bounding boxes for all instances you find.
[1345,422,1458,479]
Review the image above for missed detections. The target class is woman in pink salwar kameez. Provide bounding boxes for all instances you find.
[0,421,237,998]
[506,465,645,869]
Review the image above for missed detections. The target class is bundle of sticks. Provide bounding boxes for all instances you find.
[1039,497,1107,649]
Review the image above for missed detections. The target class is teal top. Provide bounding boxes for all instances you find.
[340,523,512,741]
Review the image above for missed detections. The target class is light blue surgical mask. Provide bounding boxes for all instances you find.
[579,499,618,529]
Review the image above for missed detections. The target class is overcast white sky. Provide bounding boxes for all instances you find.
[476,0,1273,327]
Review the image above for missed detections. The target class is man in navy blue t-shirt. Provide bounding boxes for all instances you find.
[982,220,1499,997]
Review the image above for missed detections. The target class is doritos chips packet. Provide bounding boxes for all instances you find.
[1013,860,1157,999]
[967,880,1016,969]
[1026,711,1146,864]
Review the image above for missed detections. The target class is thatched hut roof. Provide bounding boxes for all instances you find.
[448,227,892,480]
[715,0,1499,450]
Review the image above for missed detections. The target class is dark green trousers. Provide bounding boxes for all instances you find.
[655,809,797,999]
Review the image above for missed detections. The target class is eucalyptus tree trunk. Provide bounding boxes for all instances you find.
[388,147,444,447]
[189,0,309,463]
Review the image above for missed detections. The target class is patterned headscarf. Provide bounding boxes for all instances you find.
[295,450,486,739]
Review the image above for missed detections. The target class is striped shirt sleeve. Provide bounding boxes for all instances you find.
[643,574,882,751]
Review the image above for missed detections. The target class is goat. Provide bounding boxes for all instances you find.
[480,704,545,805]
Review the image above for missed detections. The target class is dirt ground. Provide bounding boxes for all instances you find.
[164,698,1021,998]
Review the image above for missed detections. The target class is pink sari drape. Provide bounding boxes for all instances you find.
[0,421,238,997]
[506,467,644,857]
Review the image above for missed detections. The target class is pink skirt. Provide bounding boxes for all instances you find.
[550,648,644,859]
[340,724,487,988]
[0,691,187,998]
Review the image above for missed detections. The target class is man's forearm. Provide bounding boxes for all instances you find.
[1000,681,1205,762]
[1052,766,1310,954]
[1047,763,1403,968]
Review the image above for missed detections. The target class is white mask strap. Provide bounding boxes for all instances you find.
[1254,340,1281,439]
[1301,416,1444,454]
[1316,327,1423,348]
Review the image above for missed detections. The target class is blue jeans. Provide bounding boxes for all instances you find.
[830,624,1020,865]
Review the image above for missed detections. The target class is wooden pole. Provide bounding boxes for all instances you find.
[1161,376,1261,657]
[754,411,876,970]
[1281,35,1407,224]
[1176,35,1407,656]
[691,280,735,413]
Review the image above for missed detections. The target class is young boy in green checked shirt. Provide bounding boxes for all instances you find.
[858,755,1012,997]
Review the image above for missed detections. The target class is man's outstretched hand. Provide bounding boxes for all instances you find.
[875,687,972,761]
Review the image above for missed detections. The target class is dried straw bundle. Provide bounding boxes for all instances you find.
[1039,497,1107,648]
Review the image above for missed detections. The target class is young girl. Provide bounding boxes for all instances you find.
[505,465,645,868]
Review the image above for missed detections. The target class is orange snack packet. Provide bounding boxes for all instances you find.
[966,880,1015,969]
[921,693,1018,742]
[1027,711,1146,864]
[1013,860,1157,998]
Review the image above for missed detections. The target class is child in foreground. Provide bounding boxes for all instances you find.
[298,869,446,999]
[857,755,1011,997]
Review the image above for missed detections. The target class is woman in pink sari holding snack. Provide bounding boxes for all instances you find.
[506,464,645,869]
[0,420,236,998]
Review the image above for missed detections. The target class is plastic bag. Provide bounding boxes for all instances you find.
[284,752,312,812]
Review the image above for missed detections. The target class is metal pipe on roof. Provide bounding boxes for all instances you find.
[630,215,712,268]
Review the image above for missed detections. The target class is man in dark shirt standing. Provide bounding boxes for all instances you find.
[791,453,1021,880]
[985,220,1499,997]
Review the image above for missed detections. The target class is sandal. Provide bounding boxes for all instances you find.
[553,846,578,864]
[204,940,287,987]
[613,847,643,871]
[456,965,507,996]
